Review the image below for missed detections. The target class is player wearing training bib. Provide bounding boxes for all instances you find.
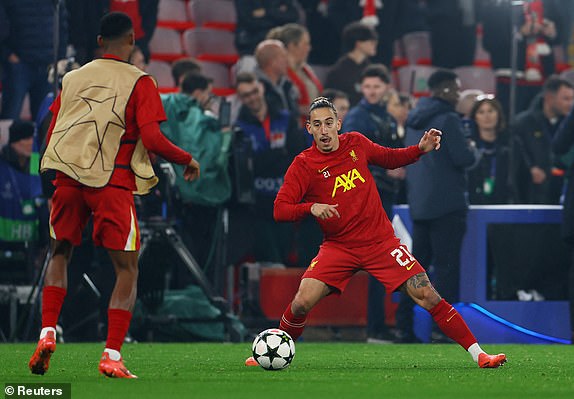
[29,12,200,379]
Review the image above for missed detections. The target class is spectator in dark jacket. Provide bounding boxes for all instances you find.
[342,64,403,343]
[234,0,299,56]
[324,22,377,106]
[513,76,574,204]
[1,0,68,120]
[396,69,477,343]
[327,0,403,67]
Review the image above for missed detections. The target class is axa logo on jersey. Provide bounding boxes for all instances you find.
[331,168,365,198]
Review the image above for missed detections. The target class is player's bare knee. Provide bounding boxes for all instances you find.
[291,295,312,317]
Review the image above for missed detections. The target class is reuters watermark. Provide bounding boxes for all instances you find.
[4,383,70,399]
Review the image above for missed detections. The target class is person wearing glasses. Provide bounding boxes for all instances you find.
[232,71,307,265]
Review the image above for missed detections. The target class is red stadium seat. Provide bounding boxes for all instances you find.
[454,66,496,94]
[182,28,238,65]
[149,27,184,62]
[196,60,231,88]
[188,0,237,31]
[156,0,195,31]
[402,31,432,65]
[147,60,175,88]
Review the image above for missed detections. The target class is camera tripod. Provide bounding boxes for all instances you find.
[136,218,242,342]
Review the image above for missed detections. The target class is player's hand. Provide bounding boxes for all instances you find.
[418,128,442,152]
[311,203,340,220]
[183,158,200,181]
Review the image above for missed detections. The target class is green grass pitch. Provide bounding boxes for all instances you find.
[1,343,573,399]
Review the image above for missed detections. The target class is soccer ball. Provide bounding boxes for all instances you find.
[252,328,295,370]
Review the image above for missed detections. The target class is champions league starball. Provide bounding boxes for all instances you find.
[251,328,295,370]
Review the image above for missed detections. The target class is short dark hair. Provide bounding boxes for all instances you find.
[235,71,258,87]
[99,12,133,40]
[171,58,201,85]
[427,69,458,91]
[543,75,574,94]
[321,88,348,102]
[360,64,390,84]
[181,72,212,94]
[309,96,338,119]
[341,22,378,53]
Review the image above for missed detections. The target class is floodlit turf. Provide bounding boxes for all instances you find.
[1,342,573,399]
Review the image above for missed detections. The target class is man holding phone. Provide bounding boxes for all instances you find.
[159,72,232,273]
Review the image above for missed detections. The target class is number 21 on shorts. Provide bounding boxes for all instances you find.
[390,245,416,269]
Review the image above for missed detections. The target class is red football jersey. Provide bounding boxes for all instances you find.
[46,55,191,191]
[274,132,423,248]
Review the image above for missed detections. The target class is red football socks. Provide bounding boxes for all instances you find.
[429,299,477,350]
[106,309,132,352]
[41,286,67,328]
[279,302,307,340]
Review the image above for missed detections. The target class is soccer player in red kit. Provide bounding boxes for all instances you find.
[28,12,200,378]
[246,97,506,368]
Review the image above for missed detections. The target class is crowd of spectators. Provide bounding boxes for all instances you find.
[1,0,574,342]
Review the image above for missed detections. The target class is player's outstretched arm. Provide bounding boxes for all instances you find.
[418,128,442,153]
[310,203,340,220]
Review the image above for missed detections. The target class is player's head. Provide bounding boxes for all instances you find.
[428,69,460,106]
[97,12,135,51]
[307,97,341,153]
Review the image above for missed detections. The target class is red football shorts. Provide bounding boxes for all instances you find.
[302,237,425,293]
[49,185,140,251]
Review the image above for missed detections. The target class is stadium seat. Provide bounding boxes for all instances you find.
[454,66,496,94]
[309,64,330,86]
[147,60,175,88]
[188,0,237,31]
[182,28,239,65]
[396,65,437,97]
[196,60,230,88]
[401,31,432,65]
[149,27,184,62]
[156,0,195,31]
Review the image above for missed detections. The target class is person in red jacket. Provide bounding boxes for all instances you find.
[28,12,200,379]
[245,96,507,369]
